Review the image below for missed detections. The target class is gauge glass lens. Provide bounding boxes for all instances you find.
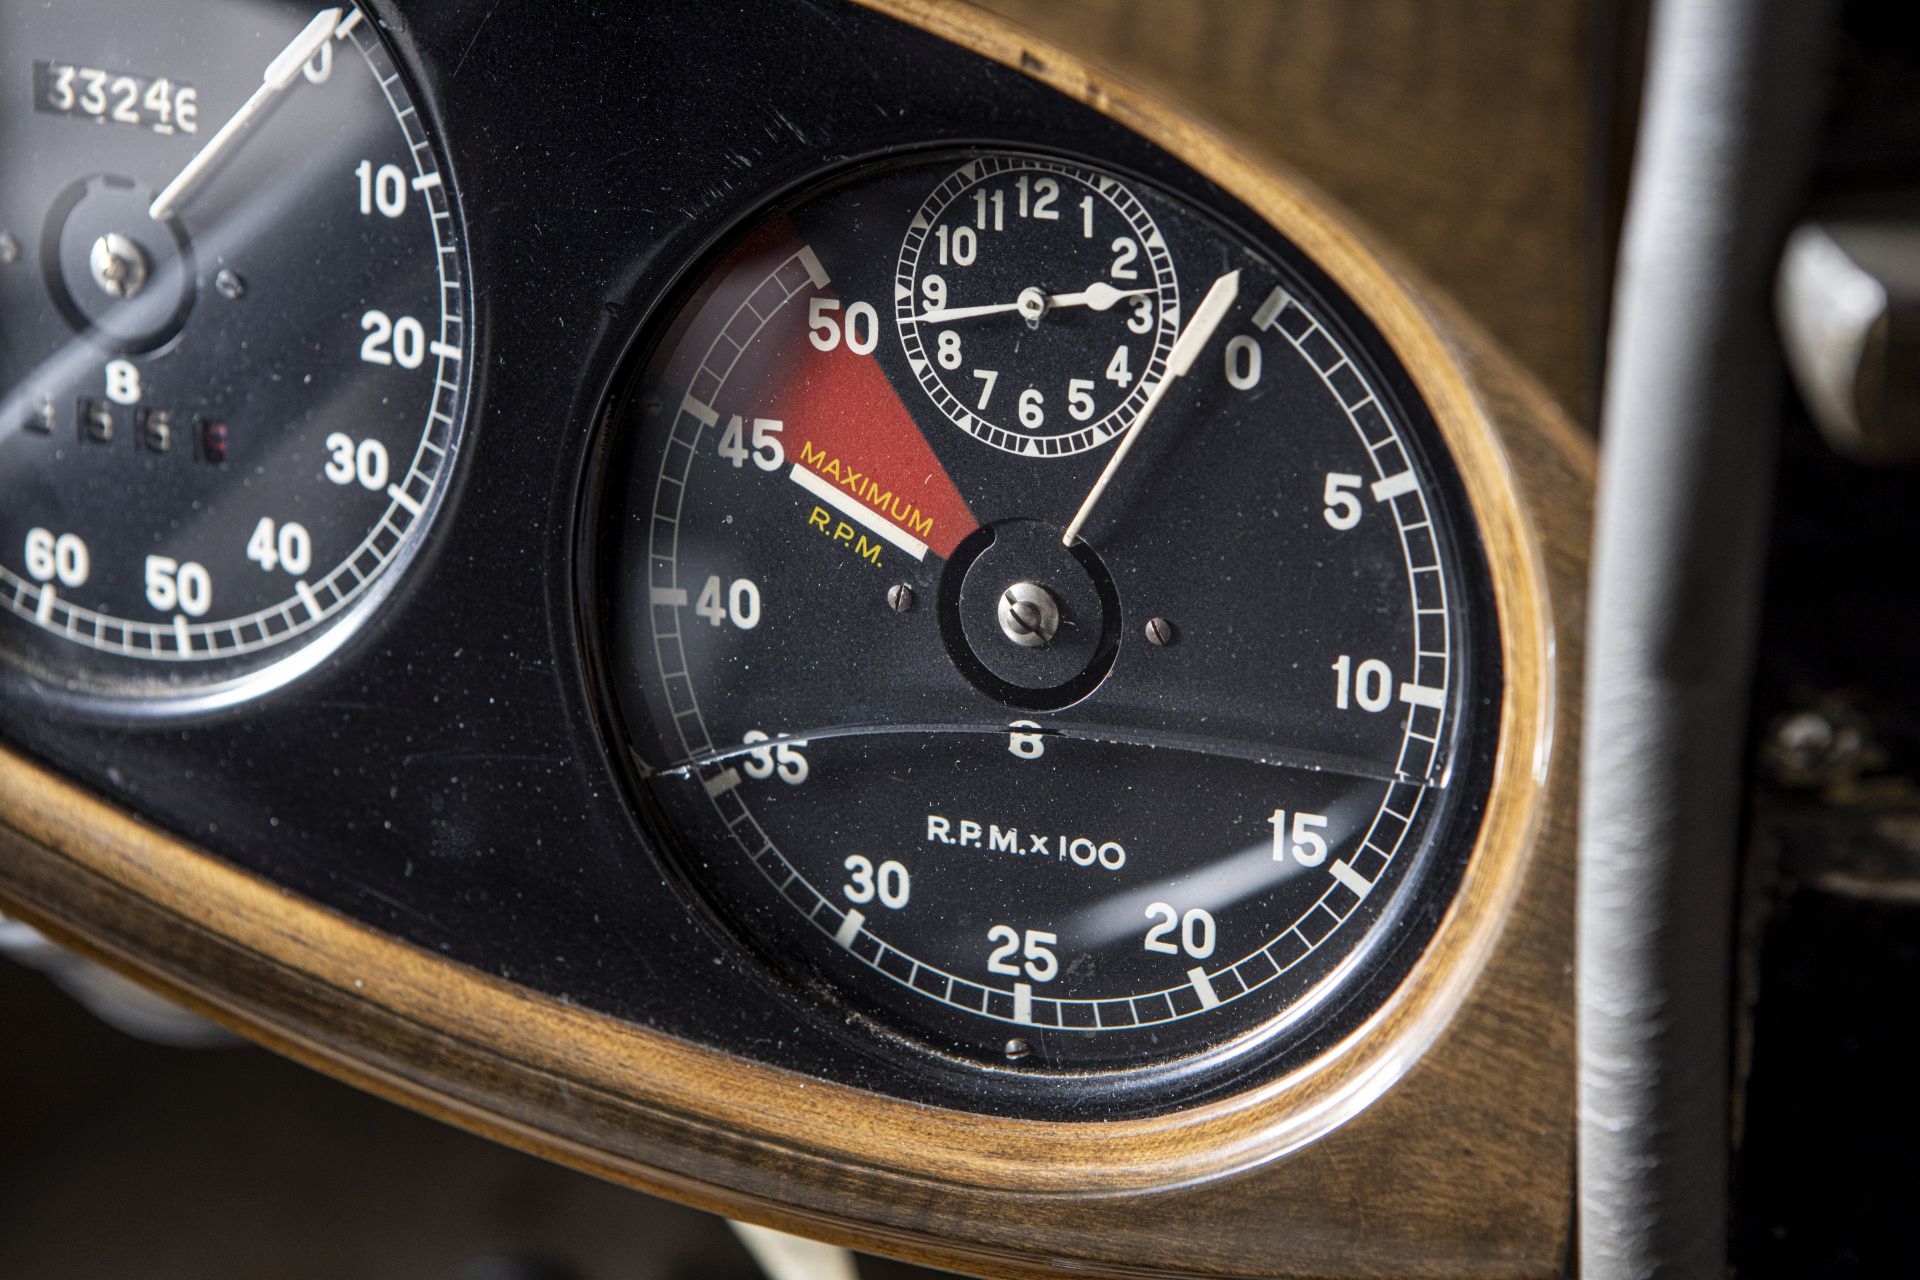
[596,151,1498,1087]
[0,0,466,700]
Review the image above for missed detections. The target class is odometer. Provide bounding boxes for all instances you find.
[0,1,466,703]
[593,150,1500,1092]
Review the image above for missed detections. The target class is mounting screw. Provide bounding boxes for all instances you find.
[215,268,246,300]
[1144,616,1175,646]
[1004,1037,1031,1061]
[886,582,914,613]
[88,233,149,299]
[998,581,1060,647]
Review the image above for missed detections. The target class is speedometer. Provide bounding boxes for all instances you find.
[591,149,1500,1095]
[0,1,466,704]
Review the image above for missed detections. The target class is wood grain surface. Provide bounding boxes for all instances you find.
[0,2,1596,1276]
[966,0,1605,422]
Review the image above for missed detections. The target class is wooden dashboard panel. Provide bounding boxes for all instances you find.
[969,0,1607,421]
[0,2,1594,1276]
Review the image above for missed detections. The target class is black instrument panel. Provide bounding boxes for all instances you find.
[0,0,1501,1121]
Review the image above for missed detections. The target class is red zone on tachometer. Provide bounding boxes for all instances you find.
[655,219,978,566]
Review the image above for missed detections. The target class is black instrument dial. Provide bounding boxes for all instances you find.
[0,1,466,703]
[895,154,1179,456]
[593,150,1499,1089]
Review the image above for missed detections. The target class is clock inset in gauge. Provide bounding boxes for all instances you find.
[592,147,1500,1099]
[895,155,1179,456]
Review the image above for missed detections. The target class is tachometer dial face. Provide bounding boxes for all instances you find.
[0,1,466,703]
[594,151,1499,1090]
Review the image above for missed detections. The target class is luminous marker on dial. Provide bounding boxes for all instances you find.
[1371,471,1420,502]
[1252,285,1291,330]
[835,909,866,949]
[1189,967,1222,1010]
[1400,683,1446,709]
[797,244,830,289]
[1330,859,1375,900]
[386,483,423,517]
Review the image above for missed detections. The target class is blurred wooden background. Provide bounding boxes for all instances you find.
[969,0,1622,421]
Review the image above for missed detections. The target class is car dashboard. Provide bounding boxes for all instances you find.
[6,2,1907,1278]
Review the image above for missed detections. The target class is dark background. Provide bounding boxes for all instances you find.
[0,958,945,1280]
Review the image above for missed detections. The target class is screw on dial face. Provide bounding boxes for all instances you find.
[595,149,1499,1100]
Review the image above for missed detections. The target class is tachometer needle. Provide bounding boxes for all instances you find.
[148,7,343,222]
[1060,269,1241,547]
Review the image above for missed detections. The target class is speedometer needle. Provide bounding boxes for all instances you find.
[910,280,1150,325]
[1061,269,1240,547]
[148,7,343,222]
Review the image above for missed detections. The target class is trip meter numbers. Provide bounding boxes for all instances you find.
[0,1,467,702]
[896,156,1179,455]
[594,148,1499,1105]
[35,61,200,135]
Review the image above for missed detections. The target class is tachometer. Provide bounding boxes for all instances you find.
[0,1,466,704]
[592,150,1499,1091]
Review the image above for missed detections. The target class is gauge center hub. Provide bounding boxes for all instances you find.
[941,518,1119,710]
[1015,285,1048,324]
[43,174,195,352]
[88,232,149,299]
[996,581,1060,647]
